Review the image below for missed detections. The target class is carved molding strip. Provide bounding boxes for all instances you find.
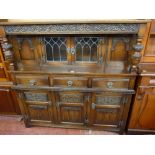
[4,24,139,34]
[96,96,122,105]
[60,94,83,103]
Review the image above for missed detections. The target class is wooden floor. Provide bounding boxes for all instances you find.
[0,115,118,135]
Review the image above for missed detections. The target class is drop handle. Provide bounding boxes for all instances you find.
[67,80,73,87]
[106,82,113,88]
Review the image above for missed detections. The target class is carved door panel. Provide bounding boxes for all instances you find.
[55,92,86,125]
[129,87,155,130]
[90,92,129,130]
[19,91,54,125]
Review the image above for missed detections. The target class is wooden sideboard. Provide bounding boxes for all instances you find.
[128,20,155,134]
[0,20,151,134]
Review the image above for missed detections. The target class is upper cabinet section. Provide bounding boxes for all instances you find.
[0,20,149,74]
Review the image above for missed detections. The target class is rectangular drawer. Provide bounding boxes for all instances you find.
[51,76,88,88]
[15,75,49,86]
[92,78,129,89]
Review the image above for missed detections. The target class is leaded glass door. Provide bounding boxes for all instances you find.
[42,36,105,65]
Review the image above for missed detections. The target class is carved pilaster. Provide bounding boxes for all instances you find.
[131,36,143,73]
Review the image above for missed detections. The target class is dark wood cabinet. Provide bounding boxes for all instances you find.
[0,84,20,114]
[128,72,155,133]
[0,20,150,134]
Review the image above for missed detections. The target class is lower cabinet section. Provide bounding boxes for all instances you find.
[0,85,21,115]
[128,87,155,133]
[17,89,132,133]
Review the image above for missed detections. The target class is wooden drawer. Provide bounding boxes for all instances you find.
[15,75,49,86]
[92,78,129,89]
[51,76,88,88]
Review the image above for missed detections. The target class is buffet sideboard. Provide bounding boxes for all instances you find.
[0,20,150,134]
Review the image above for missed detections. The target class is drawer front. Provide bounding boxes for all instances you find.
[15,75,49,86]
[92,78,129,89]
[0,67,6,78]
[52,76,88,88]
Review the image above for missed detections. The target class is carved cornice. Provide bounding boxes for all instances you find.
[4,24,139,35]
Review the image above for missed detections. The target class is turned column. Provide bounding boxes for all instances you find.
[131,36,144,73]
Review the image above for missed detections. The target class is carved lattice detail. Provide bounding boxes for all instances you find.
[4,24,139,34]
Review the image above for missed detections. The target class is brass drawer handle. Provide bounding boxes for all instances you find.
[67,80,73,87]
[29,79,37,86]
[106,81,113,88]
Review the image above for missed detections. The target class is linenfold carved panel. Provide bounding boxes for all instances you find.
[4,24,139,34]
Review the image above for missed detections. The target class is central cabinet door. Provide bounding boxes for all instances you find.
[90,92,130,131]
[55,91,86,126]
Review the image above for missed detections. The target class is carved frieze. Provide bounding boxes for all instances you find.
[63,107,81,111]
[96,96,122,105]
[4,24,139,34]
[24,92,48,101]
[59,94,83,103]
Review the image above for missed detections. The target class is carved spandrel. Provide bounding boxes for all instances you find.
[111,37,131,51]
[24,92,48,101]
[4,24,139,34]
[59,94,83,103]
[17,37,34,50]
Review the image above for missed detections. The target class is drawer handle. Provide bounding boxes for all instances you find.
[106,82,113,88]
[67,80,73,87]
[29,79,37,86]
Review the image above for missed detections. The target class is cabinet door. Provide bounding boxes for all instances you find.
[129,87,155,130]
[90,92,131,131]
[0,87,20,114]
[20,91,54,125]
[55,92,86,126]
